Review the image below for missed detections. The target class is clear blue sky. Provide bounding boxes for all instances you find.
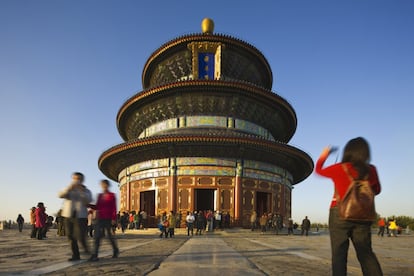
[1,1,413,223]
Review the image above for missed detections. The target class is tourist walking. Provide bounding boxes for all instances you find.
[377,217,386,237]
[35,202,47,240]
[134,211,140,230]
[196,211,206,235]
[287,218,294,235]
[58,172,92,261]
[186,211,195,236]
[315,137,383,275]
[301,216,311,236]
[168,211,176,238]
[16,214,24,232]
[120,212,128,233]
[158,212,169,238]
[206,210,214,232]
[89,180,119,261]
[274,214,283,235]
[140,210,148,229]
[56,209,65,236]
[215,211,222,230]
[250,211,257,231]
[29,207,37,238]
[259,213,267,234]
[388,219,398,237]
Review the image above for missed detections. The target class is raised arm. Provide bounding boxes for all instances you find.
[315,147,332,177]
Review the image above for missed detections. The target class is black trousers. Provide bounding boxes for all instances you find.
[65,217,89,258]
[36,227,44,239]
[168,227,175,237]
[377,226,385,237]
[187,223,194,236]
[93,219,118,256]
[30,224,37,238]
[329,207,382,276]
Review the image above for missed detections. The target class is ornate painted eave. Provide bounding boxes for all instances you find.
[98,134,314,184]
[117,80,297,142]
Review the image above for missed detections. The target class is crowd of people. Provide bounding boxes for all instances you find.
[157,210,230,238]
[27,202,54,240]
[114,210,149,234]
[12,173,121,262]
[249,211,313,236]
[377,217,401,237]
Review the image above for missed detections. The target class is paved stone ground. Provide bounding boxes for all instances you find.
[0,227,413,275]
[222,229,414,275]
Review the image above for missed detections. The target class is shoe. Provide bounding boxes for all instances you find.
[112,249,119,258]
[89,255,99,262]
[68,256,81,261]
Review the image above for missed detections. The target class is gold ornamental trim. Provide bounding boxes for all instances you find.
[142,33,272,88]
[187,41,223,80]
[116,80,296,133]
[98,135,314,184]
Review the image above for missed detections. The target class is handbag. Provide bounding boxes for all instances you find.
[336,164,376,221]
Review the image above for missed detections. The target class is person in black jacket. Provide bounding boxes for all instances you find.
[16,214,24,232]
[301,216,311,236]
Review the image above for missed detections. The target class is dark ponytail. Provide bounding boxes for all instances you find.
[341,137,371,179]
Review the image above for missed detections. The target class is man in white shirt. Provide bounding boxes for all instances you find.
[186,212,195,236]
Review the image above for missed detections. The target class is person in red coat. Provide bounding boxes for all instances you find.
[35,202,47,240]
[89,180,119,261]
[315,137,382,276]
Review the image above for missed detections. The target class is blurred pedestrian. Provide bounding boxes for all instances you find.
[287,218,294,235]
[140,210,148,229]
[89,180,119,261]
[35,202,47,240]
[56,209,65,236]
[388,219,398,237]
[259,213,267,234]
[158,212,168,238]
[186,211,195,236]
[377,217,386,237]
[301,216,311,236]
[315,137,383,275]
[16,214,24,232]
[29,207,37,238]
[59,172,92,261]
[196,211,206,235]
[168,211,176,238]
[250,211,257,231]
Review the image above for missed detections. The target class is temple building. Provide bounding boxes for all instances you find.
[98,18,313,226]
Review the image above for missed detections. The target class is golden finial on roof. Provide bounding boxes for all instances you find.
[201,18,214,34]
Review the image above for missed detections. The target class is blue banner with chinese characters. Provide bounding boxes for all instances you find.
[198,53,215,80]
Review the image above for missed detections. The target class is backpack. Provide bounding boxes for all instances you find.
[336,164,376,221]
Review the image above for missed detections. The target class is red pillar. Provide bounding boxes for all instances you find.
[169,158,177,212]
[234,160,243,226]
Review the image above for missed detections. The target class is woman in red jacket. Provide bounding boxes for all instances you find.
[315,137,382,276]
[89,180,119,261]
[35,202,47,240]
